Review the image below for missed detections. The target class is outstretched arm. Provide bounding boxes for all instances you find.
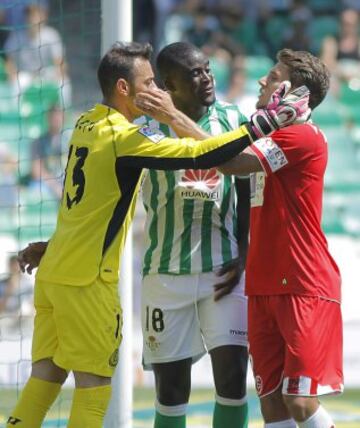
[218,147,263,176]
[122,82,310,171]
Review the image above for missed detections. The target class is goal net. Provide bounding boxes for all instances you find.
[0,0,102,425]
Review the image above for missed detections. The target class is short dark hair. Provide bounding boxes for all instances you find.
[156,42,202,84]
[97,41,153,98]
[277,49,330,109]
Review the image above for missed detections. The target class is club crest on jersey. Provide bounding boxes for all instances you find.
[109,349,119,368]
[138,125,166,143]
[179,168,221,201]
[146,335,160,352]
[255,138,288,172]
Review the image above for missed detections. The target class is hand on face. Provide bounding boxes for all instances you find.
[250,81,311,139]
[134,88,178,123]
[268,81,311,123]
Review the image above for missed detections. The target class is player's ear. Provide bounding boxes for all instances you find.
[116,78,130,96]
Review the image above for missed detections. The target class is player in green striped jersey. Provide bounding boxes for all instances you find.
[14,42,310,428]
[139,43,250,428]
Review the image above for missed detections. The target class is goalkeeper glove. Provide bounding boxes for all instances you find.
[248,81,310,140]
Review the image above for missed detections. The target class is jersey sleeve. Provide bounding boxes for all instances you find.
[233,105,249,177]
[249,125,316,176]
[114,123,252,170]
[235,106,248,125]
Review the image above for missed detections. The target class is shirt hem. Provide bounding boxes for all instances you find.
[246,290,341,304]
[142,258,240,277]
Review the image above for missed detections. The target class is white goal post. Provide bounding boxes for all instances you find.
[101,1,134,427]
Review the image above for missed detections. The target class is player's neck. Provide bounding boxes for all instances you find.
[175,100,208,123]
[102,98,135,122]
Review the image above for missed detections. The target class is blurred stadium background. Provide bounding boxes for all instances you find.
[0,0,359,427]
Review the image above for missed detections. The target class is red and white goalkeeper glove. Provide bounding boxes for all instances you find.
[248,81,310,140]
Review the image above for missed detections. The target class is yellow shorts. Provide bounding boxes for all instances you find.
[32,277,122,377]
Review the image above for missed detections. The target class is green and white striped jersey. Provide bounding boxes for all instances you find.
[139,100,247,276]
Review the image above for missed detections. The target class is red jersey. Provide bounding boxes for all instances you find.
[246,123,341,301]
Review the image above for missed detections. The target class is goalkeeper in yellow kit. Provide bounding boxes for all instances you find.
[8,41,310,428]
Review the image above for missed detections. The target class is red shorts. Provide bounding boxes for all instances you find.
[248,295,343,397]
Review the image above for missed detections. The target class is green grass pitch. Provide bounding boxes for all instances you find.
[0,387,359,427]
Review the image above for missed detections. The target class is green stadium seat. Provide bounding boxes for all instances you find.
[0,209,18,235]
[209,57,230,93]
[16,196,58,243]
[244,56,273,80]
[342,197,360,236]
[322,192,360,238]
[230,21,258,54]
[16,225,55,243]
[21,82,60,113]
[340,81,360,104]
[325,127,360,193]
[244,78,260,95]
[312,97,348,126]
[0,82,15,100]
[350,126,360,150]
[0,56,7,82]
[0,124,22,141]
[0,82,54,142]
[339,82,360,126]
[322,197,347,234]
[309,15,339,54]
[265,15,290,52]
[322,192,360,236]
[308,0,339,13]
[0,83,22,123]
[19,82,60,135]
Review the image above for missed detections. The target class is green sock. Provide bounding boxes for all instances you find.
[213,401,248,428]
[154,411,186,428]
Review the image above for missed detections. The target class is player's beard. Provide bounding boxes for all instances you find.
[128,82,136,97]
[129,83,144,117]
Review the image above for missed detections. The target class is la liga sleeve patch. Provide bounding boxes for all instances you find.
[138,125,166,144]
[253,137,288,172]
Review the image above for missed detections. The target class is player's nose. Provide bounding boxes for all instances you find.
[258,76,267,88]
[201,70,212,82]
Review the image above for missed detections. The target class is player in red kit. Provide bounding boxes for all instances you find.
[219,49,342,428]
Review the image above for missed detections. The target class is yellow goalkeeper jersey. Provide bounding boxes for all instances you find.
[36,103,252,286]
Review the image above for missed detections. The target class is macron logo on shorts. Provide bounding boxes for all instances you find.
[229,329,247,336]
